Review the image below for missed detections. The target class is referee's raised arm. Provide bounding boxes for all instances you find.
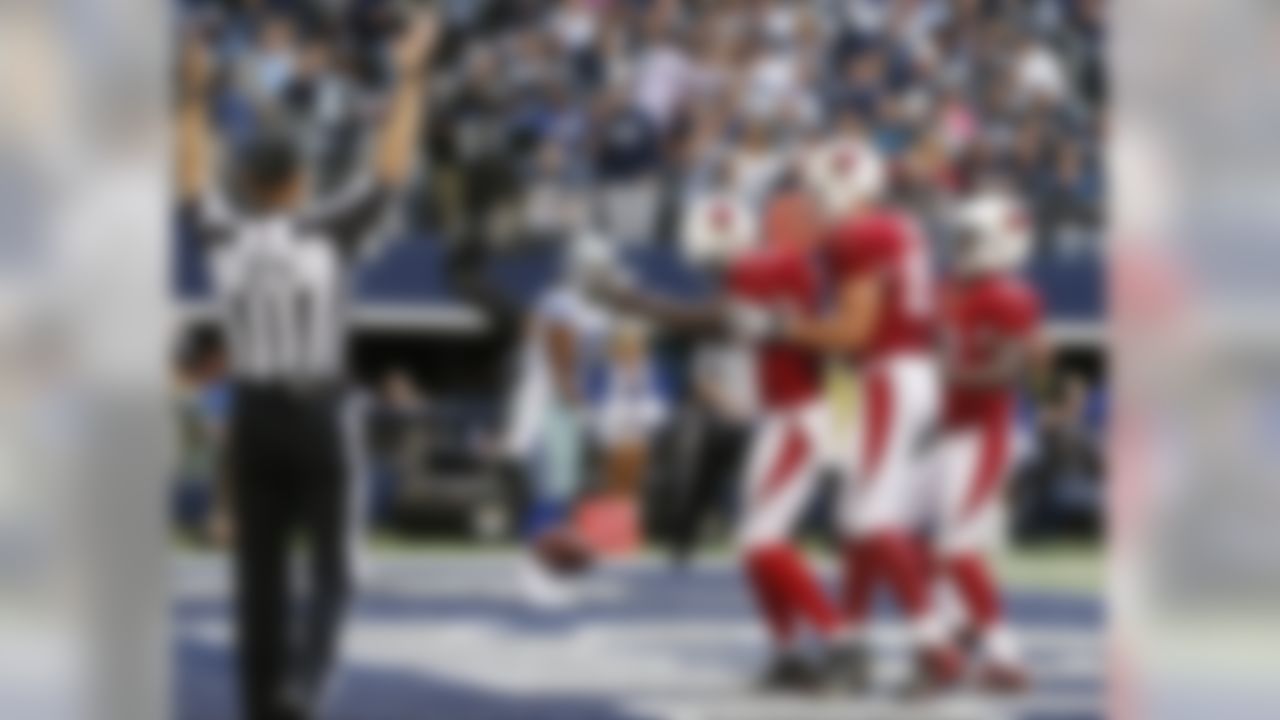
[176,37,213,204]
[175,33,232,246]
[377,13,438,189]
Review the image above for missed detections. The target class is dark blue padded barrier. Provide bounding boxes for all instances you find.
[176,231,1102,321]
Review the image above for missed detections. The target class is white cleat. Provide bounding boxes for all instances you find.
[518,554,578,611]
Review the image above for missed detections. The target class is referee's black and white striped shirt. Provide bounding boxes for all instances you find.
[185,176,395,385]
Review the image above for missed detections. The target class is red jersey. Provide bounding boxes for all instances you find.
[940,274,1042,428]
[726,245,821,410]
[825,209,936,361]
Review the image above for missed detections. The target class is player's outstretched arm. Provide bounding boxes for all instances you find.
[782,276,880,353]
[374,10,439,188]
[176,36,216,204]
[593,280,734,338]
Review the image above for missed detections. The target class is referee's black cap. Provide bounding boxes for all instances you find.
[235,131,302,203]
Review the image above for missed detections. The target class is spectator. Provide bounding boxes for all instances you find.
[238,13,298,119]
[552,0,605,88]
[172,330,233,546]
[522,139,591,244]
[630,23,694,131]
[592,84,663,243]
[283,34,358,187]
[1014,373,1104,542]
[741,24,818,128]
[506,26,563,98]
[1041,139,1102,255]
[833,45,889,121]
[579,322,669,556]
[431,45,521,245]
[1010,31,1069,109]
[590,322,669,496]
[726,116,786,208]
[1063,0,1107,106]
[369,368,431,515]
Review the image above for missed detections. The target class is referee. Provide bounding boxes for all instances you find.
[176,14,437,720]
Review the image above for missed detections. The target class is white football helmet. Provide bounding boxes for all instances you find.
[951,191,1033,275]
[681,193,759,266]
[803,138,887,220]
[567,230,621,287]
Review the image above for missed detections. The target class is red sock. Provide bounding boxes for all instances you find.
[946,553,1001,629]
[745,547,797,646]
[841,539,879,625]
[766,544,841,637]
[872,531,931,619]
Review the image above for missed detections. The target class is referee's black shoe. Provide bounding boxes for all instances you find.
[275,678,317,720]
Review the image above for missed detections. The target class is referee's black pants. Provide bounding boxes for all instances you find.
[230,383,350,720]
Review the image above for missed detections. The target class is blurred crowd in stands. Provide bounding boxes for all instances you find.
[182,0,1104,259]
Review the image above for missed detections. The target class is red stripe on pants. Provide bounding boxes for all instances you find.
[745,548,796,645]
[841,539,879,624]
[875,530,931,618]
[946,553,1001,629]
[747,545,840,644]
[960,421,1010,522]
[859,370,893,484]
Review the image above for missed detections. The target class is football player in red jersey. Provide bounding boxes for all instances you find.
[928,189,1044,693]
[783,138,962,692]
[592,193,846,691]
